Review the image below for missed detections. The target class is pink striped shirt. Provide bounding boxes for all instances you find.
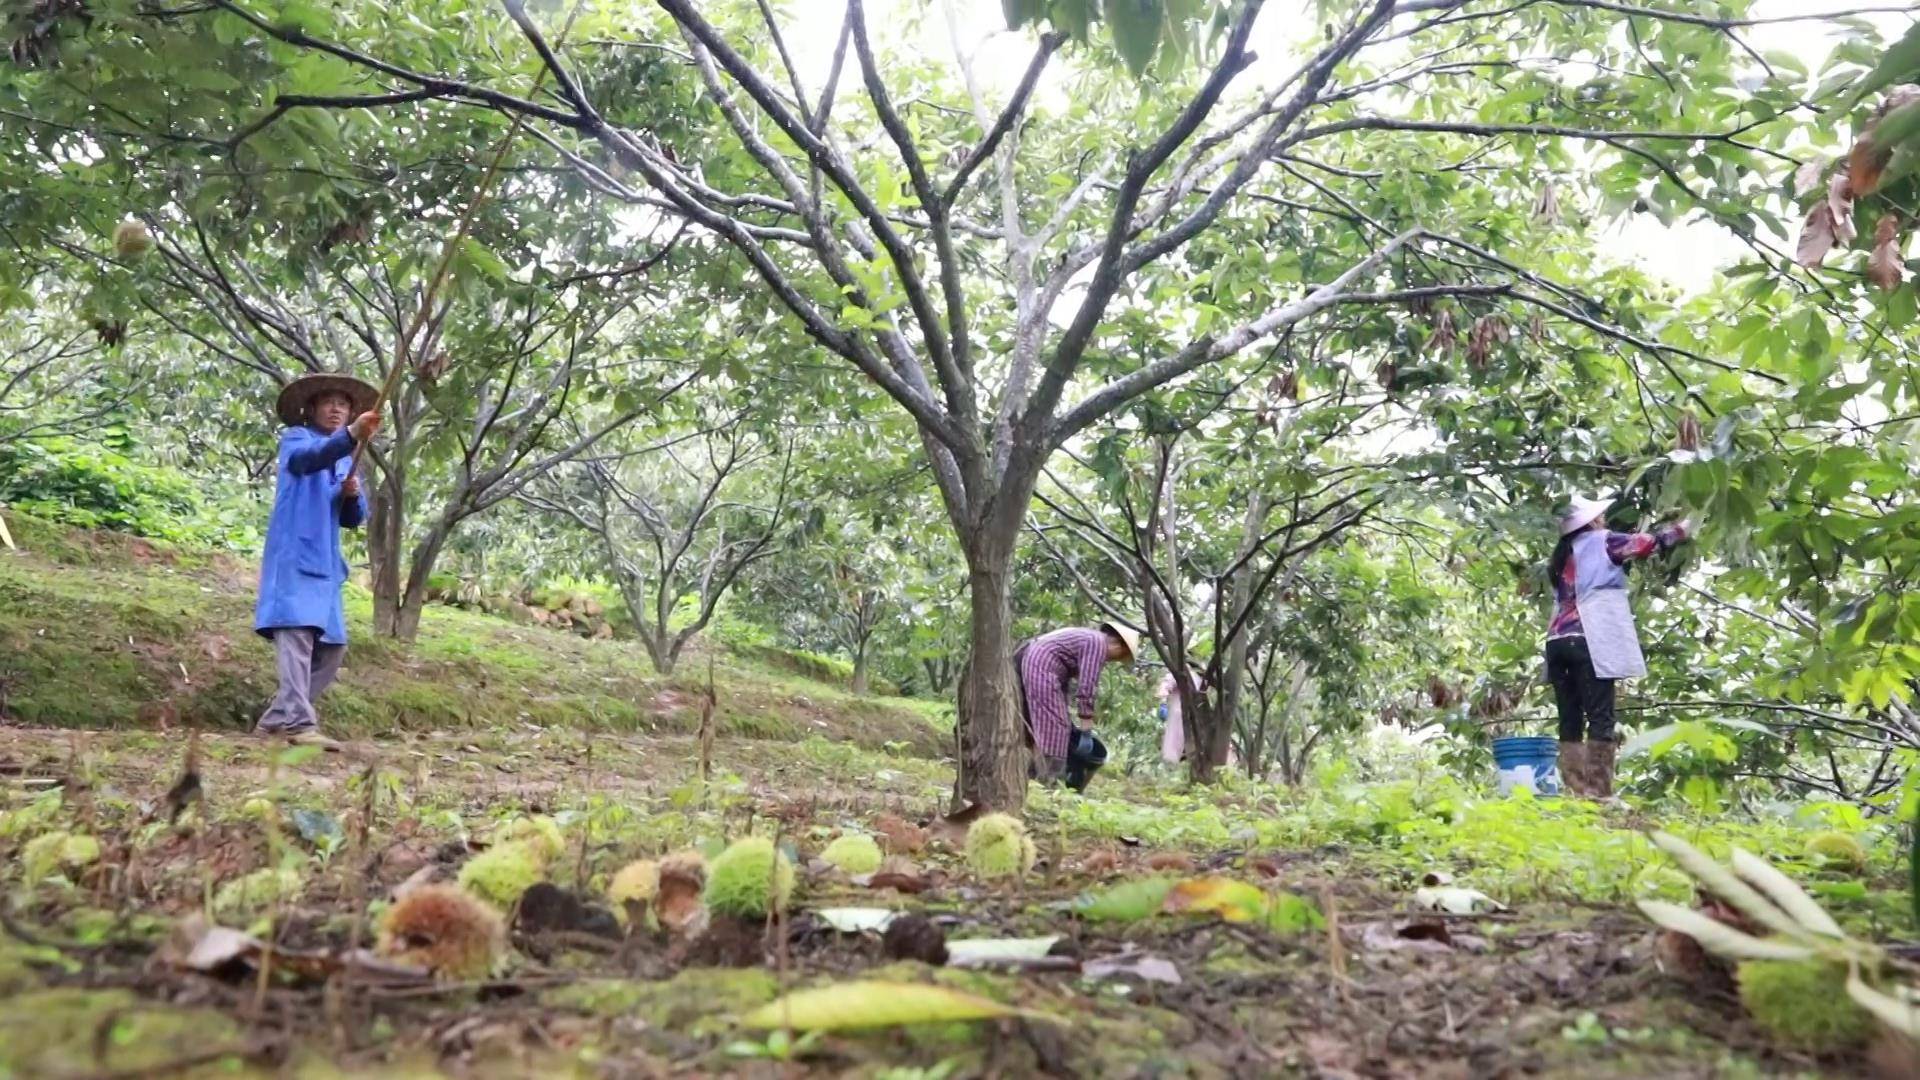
[1019,627,1110,758]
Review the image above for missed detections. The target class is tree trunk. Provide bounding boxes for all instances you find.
[1183,691,1233,784]
[368,475,405,638]
[953,552,1028,812]
[851,638,870,696]
[390,518,454,643]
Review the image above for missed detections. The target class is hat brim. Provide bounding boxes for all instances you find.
[1559,498,1612,536]
[276,374,378,427]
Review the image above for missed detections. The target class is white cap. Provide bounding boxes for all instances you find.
[1559,496,1612,536]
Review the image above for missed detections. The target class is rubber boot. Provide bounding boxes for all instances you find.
[1588,739,1619,802]
[1557,740,1588,797]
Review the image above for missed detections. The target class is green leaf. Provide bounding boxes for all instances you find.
[1074,876,1175,922]
[740,981,1046,1031]
[1164,876,1269,922]
[945,936,1061,964]
[458,237,510,283]
[1848,20,1920,107]
[1002,0,1046,29]
[1264,892,1325,935]
[1108,0,1165,79]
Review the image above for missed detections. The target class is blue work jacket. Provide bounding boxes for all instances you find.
[254,426,368,645]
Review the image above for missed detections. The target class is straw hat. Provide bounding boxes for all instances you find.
[275,372,378,427]
[1559,495,1613,536]
[1099,621,1141,662]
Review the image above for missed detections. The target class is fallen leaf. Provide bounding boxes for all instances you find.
[181,923,259,972]
[1265,891,1325,935]
[862,870,932,894]
[740,980,1044,1031]
[1144,851,1196,873]
[815,908,897,934]
[945,936,1061,966]
[872,813,928,855]
[1357,920,1453,955]
[1869,214,1905,291]
[289,808,343,848]
[1413,886,1507,914]
[1164,877,1268,923]
[1075,877,1175,923]
[1084,952,1181,985]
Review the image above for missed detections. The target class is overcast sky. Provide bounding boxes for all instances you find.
[775,0,1908,296]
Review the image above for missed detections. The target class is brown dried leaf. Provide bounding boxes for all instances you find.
[1429,308,1457,354]
[1869,214,1906,291]
[1857,85,1920,196]
[1144,851,1195,874]
[1532,182,1560,226]
[1676,409,1701,452]
[1079,847,1127,877]
[872,812,928,855]
[1796,203,1837,268]
[1794,158,1826,198]
[1828,173,1858,246]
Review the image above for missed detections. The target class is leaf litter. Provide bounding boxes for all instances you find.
[0,726,1850,1077]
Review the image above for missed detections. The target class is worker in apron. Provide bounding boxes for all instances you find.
[1545,496,1691,798]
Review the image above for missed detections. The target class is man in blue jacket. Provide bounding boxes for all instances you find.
[254,373,380,750]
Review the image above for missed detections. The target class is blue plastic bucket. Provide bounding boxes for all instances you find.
[1492,736,1561,796]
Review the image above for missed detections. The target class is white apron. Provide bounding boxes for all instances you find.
[1572,529,1646,679]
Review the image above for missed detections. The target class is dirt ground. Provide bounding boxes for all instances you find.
[0,725,1873,1079]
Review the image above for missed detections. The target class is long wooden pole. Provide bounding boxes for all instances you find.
[348,0,582,471]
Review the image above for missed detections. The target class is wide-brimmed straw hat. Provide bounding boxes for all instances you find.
[1099,621,1141,662]
[1559,495,1613,536]
[275,372,378,427]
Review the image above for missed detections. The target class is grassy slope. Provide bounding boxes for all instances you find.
[0,514,946,755]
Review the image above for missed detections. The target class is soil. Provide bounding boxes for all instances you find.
[0,726,1875,1079]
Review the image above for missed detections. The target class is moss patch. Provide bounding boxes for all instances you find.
[0,988,261,1078]
[546,968,782,1034]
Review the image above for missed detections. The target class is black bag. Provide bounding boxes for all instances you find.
[1063,729,1108,793]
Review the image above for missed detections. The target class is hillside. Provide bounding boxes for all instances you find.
[0,518,1911,1079]
[0,514,946,755]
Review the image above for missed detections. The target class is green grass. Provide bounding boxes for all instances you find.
[0,514,947,754]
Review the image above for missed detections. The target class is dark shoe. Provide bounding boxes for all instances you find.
[1589,739,1618,800]
[1557,740,1588,797]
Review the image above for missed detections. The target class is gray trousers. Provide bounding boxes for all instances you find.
[256,628,346,735]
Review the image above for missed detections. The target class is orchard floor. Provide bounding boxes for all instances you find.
[0,725,1879,1079]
